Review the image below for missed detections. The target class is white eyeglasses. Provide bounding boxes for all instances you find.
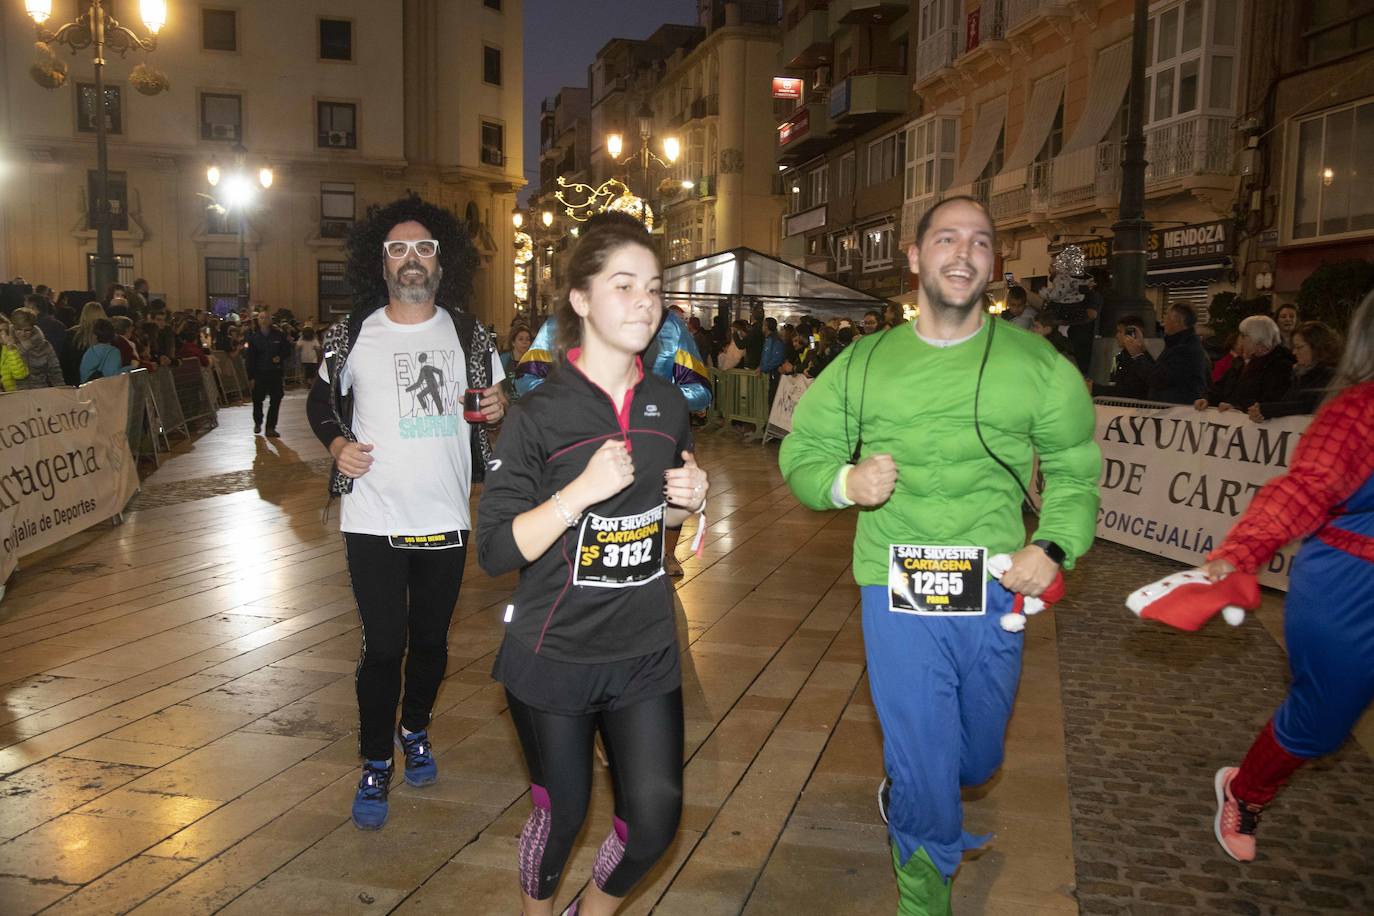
[383,239,440,259]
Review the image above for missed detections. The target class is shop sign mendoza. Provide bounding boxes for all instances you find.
[0,376,140,584]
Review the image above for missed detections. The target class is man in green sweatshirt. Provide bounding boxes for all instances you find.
[779,196,1100,914]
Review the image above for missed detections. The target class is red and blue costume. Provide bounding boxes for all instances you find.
[1208,381,1374,804]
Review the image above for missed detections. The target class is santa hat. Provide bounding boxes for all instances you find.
[989,553,1066,632]
[1125,569,1260,632]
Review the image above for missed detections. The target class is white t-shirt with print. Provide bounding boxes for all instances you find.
[320,307,504,536]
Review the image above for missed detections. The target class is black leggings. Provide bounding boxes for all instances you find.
[507,688,684,900]
[344,533,466,761]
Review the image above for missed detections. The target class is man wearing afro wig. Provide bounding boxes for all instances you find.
[308,194,508,829]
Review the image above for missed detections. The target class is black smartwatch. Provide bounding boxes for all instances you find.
[1031,539,1066,565]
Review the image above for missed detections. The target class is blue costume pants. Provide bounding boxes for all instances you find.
[1273,537,1374,758]
[861,582,1023,880]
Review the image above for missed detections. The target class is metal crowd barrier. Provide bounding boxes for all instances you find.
[232,353,250,396]
[211,351,246,404]
[173,360,218,428]
[1091,396,1180,409]
[709,368,772,439]
[201,366,221,418]
[148,365,189,439]
[124,368,162,466]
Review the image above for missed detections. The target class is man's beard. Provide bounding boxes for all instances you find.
[919,264,985,315]
[386,259,442,304]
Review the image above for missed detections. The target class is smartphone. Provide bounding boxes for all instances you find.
[1125,327,1139,339]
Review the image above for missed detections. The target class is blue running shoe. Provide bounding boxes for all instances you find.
[397,727,437,786]
[352,759,392,830]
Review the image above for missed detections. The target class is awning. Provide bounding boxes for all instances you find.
[948,97,1008,188]
[662,246,886,318]
[996,71,1066,189]
[1145,262,1229,288]
[1061,40,1131,153]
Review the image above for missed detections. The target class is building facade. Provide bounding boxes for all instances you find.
[1239,0,1374,299]
[653,0,786,265]
[771,0,1335,324]
[525,25,701,319]
[899,0,1252,324]
[0,0,525,328]
[776,0,916,302]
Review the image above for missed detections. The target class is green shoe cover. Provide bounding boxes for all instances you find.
[891,843,952,916]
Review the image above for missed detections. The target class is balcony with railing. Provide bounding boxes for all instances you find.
[829,67,908,126]
[829,0,906,29]
[987,159,1054,222]
[1007,0,1076,35]
[899,195,939,247]
[776,100,836,166]
[689,94,720,121]
[1145,115,1235,183]
[782,5,833,69]
[964,0,1008,51]
[915,26,960,86]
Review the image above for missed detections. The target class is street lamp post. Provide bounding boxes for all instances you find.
[1106,0,1153,331]
[205,145,272,313]
[559,105,679,229]
[24,0,168,296]
[606,103,680,226]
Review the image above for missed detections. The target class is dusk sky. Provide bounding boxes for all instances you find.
[520,0,697,205]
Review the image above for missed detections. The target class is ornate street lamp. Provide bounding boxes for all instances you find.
[25,0,170,296]
[557,103,679,227]
[204,145,272,312]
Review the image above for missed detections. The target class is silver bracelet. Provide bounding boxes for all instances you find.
[552,490,580,528]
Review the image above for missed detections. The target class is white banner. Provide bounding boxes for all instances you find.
[766,374,813,436]
[1086,403,1310,591]
[0,375,141,584]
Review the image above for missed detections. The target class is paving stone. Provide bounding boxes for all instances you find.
[1056,539,1374,914]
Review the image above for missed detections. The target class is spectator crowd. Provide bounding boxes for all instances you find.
[0,278,327,392]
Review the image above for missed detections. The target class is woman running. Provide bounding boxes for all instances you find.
[477,212,709,916]
[1205,289,1374,862]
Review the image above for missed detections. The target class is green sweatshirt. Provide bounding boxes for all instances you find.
[779,320,1100,586]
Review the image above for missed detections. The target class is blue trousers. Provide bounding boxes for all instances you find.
[861,582,1023,880]
[1273,538,1374,758]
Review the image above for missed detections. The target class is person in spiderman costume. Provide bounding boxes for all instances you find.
[1201,290,1374,863]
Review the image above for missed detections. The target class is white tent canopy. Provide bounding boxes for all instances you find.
[662,247,887,319]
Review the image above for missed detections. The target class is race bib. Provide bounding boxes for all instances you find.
[888,545,986,616]
[389,530,465,550]
[574,504,666,588]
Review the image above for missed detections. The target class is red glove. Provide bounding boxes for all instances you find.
[989,553,1066,632]
[1125,569,1260,632]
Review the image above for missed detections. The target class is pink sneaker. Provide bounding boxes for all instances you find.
[1214,767,1262,862]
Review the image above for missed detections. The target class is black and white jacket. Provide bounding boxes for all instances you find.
[306,301,498,496]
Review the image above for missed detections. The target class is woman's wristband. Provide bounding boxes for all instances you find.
[552,490,581,528]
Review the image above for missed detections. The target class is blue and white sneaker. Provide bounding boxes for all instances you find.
[352,759,392,830]
[397,727,437,786]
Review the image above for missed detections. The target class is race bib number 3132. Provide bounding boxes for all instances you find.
[888,545,986,616]
[574,504,666,588]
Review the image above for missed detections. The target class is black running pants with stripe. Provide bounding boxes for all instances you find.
[507,688,684,899]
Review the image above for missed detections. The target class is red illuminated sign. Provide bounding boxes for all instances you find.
[778,107,810,146]
[772,77,804,99]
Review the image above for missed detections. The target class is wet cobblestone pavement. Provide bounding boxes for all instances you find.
[1057,539,1374,915]
[124,458,334,511]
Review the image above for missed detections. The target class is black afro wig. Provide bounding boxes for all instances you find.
[344,193,480,313]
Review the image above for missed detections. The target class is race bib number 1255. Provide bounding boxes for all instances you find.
[888,545,986,615]
[574,504,666,588]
